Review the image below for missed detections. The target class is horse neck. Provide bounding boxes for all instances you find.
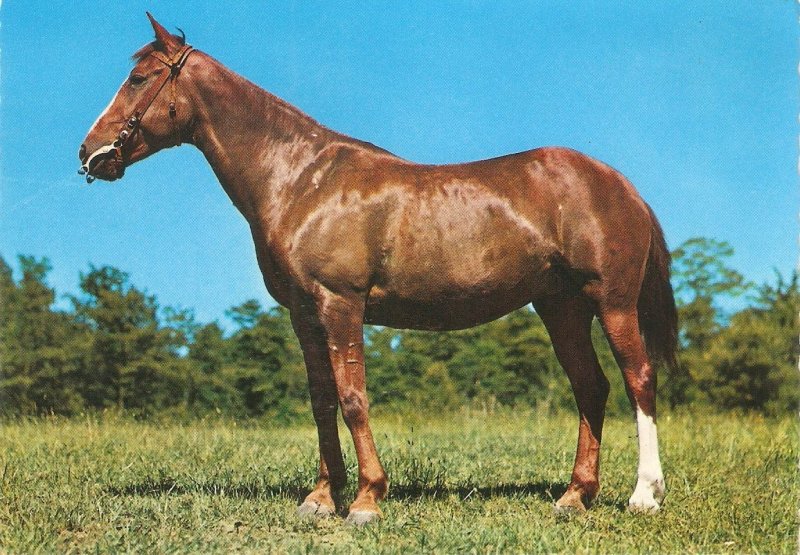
[187,53,333,223]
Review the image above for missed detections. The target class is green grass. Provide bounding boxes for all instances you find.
[0,410,796,553]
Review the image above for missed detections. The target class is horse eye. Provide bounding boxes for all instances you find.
[129,74,147,86]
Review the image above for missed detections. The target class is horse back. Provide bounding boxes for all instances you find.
[273,144,652,328]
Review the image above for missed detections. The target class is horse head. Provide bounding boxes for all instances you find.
[78,13,196,182]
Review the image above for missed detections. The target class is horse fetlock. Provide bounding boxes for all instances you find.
[568,468,600,501]
[306,485,337,502]
[371,476,389,501]
[356,469,388,499]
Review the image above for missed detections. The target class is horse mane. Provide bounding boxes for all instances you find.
[132,31,186,61]
[130,34,395,158]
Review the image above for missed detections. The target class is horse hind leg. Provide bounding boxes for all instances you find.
[598,307,665,513]
[535,296,610,513]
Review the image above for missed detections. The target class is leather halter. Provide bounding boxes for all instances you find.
[79,44,194,182]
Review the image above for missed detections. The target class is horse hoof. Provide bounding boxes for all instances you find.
[345,510,381,526]
[628,497,661,514]
[297,500,335,519]
[554,489,588,515]
[553,502,586,517]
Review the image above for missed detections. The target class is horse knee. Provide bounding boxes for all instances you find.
[339,389,369,427]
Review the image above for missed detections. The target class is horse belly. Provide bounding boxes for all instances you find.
[364,287,535,330]
[364,236,557,330]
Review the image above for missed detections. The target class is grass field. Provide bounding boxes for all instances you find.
[0,410,796,553]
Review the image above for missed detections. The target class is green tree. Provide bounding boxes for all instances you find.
[71,265,184,412]
[186,322,241,413]
[191,322,226,375]
[666,237,749,408]
[224,301,307,419]
[701,272,799,414]
[0,255,84,414]
[447,337,511,409]
[160,306,226,415]
[366,308,570,412]
[484,308,569,410]
[672,237,748,305]
[415,361,460,411]
[365,327,432,408]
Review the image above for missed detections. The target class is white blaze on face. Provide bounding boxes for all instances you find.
[81,79,129,176]
[87,78,127,138]
[628,405,665,512]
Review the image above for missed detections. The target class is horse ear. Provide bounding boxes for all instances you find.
[146,12,179,52]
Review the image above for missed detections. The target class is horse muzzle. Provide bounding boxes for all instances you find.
[78,141,126,183]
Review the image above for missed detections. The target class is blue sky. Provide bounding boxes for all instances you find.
[1,2,797,326]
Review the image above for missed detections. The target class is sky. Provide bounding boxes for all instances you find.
[1,1,797,327]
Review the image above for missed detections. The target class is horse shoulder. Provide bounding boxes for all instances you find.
[274,146,409,297]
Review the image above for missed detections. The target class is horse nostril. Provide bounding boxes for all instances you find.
[79,144,87,161]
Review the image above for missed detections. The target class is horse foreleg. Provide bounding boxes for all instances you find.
[599,308,665,513]
[292,309,347,518]
[536,297,610,513]
[313,291,388,525]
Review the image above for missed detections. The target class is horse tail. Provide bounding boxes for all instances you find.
[637,204,678,372]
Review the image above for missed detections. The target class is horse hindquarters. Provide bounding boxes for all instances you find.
[533,156,674,512]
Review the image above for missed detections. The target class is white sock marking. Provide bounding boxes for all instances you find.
[629,405,665,511]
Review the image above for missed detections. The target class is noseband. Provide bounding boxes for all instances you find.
[79,44,194,183]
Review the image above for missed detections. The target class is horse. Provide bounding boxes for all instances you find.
[79,13,677,524]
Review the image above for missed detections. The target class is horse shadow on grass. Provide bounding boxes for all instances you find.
[105,479,309,502]
[105,478,572,507]
[389,480,566,504]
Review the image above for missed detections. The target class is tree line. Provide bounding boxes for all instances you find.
[1,237,796,419]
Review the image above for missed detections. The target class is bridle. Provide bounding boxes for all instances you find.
[78,44,195,183]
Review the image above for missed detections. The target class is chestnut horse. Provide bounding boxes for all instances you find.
[79,14,677,524]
